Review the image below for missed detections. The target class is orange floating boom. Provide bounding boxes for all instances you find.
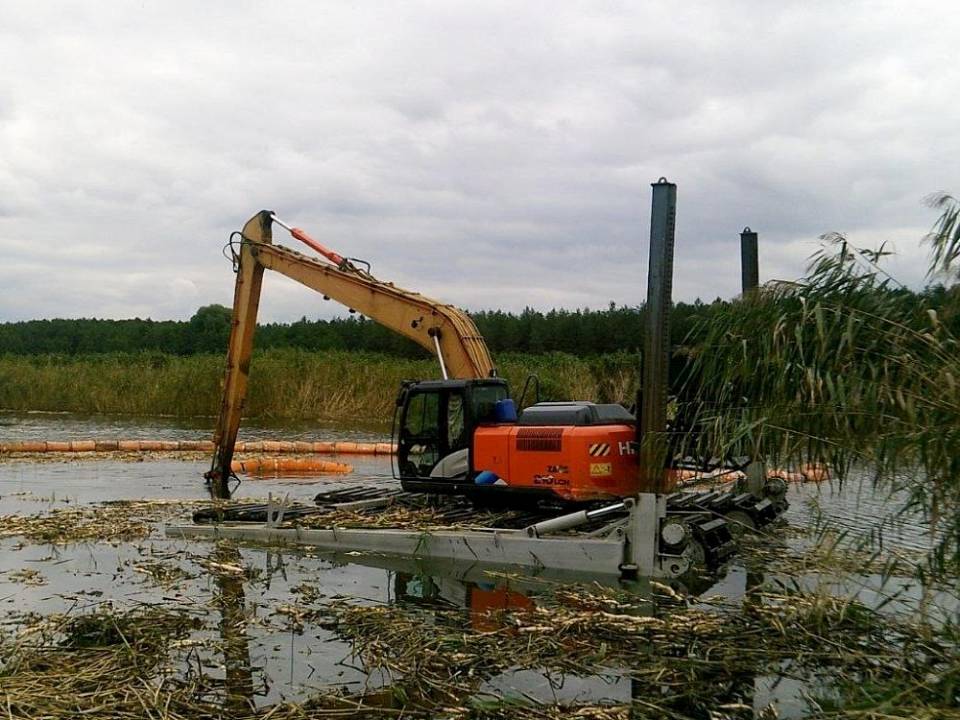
[0,440,396,455]
[230,456,353,476]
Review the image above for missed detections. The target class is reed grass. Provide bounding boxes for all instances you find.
[681,236,960,576]
[0,349,639,422]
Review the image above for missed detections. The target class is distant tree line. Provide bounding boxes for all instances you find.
[0,287,956,358]
[0,302,704,357]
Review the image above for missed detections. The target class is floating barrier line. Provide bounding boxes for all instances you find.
[230,456,353,476]
[0,440,396,455]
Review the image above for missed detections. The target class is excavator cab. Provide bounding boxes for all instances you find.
[395,378,510,486]
[396,378,643,504]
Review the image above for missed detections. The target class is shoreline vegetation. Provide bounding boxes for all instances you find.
[0,349,639,421]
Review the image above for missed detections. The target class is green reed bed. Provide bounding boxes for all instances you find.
[0,349,639,422]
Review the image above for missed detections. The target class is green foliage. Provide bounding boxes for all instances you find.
[926,192,960,279]
[681,232,960,575]
[186,304,232,354]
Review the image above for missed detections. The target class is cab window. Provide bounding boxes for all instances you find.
[470,384,509,422]
[404,392,439,437]
[447,393,465,450]
[401,391,441,477]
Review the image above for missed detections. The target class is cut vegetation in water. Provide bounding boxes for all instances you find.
[0,533,956,719]
[0,453,956,718]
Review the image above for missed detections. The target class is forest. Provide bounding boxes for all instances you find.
[1,288,956,358]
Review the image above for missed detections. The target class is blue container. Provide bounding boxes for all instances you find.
[474,470,499,485]
[492,399,518,423]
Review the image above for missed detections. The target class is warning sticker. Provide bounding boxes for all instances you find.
[588,443,611,457]
[589,462,612,477]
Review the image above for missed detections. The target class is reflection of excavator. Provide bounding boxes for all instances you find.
[205,210,646,506]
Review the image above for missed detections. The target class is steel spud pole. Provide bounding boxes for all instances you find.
[639,178,677,494]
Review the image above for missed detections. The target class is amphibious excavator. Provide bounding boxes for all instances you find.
[205,211,785,540]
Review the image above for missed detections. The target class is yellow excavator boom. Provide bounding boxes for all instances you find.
[206,210,495,495]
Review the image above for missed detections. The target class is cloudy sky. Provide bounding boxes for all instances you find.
[0,1,956,322]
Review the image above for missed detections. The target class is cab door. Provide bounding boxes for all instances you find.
[397,386,470,478]
[398,390,441,477]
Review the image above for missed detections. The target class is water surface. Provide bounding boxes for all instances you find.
[0,412,949,716]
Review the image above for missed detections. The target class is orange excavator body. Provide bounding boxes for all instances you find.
[472,424,639,502]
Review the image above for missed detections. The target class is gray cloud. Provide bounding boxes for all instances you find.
[0,1,956,322]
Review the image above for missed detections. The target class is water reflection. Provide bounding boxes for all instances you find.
[211,542,257,713]
[198,544,803,716]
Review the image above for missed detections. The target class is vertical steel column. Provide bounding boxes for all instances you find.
[740,227,765,490]
[639,178,677,494]
[740,226,759,295]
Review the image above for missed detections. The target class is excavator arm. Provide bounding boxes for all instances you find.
[205,210,495,496]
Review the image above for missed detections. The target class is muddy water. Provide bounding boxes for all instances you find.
[0,411,949,716]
